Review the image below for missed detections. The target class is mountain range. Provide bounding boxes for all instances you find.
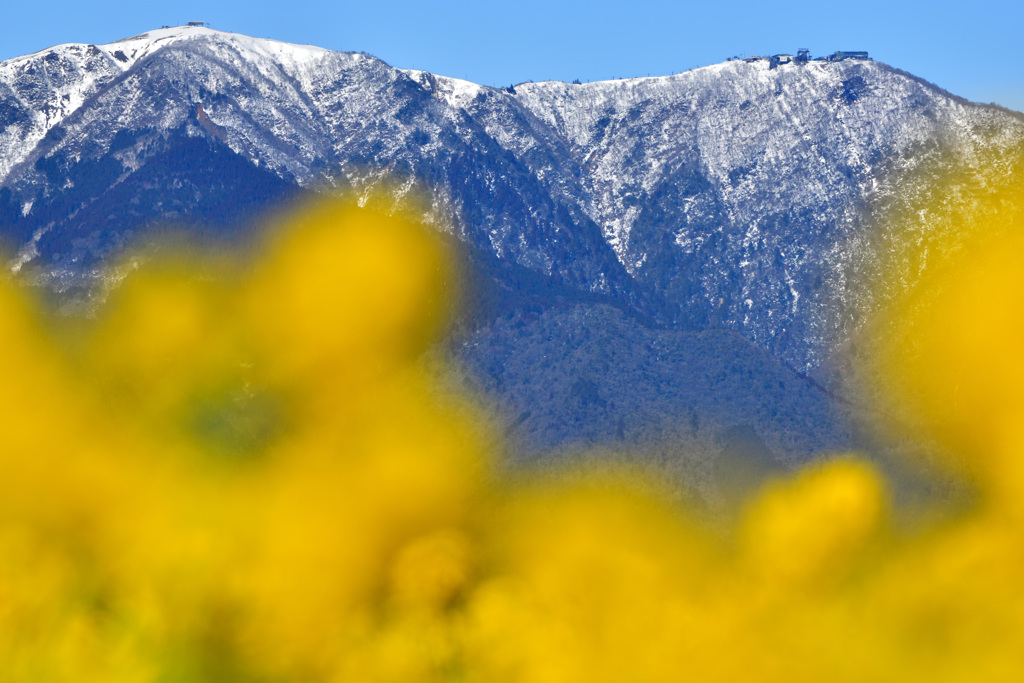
[2,26,1022,494]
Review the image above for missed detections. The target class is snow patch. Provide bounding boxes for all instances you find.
[401,69,485,109]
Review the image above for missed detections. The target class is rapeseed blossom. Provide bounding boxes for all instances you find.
[0,188,1022,681]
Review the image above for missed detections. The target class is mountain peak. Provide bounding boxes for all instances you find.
[2,25,332,74]
[115,25,332,66]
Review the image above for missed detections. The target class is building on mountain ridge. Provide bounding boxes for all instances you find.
[829,51,870,61]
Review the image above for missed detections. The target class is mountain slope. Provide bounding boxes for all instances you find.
[1,27,1022,465]
[2,28,1021,370]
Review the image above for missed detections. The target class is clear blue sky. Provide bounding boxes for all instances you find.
[3,1,1023,112]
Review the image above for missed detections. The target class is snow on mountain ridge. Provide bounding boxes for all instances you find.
[512,59,947,260]
[1,29,1022,373]
[0,27,336,182]
[6,26,331,72]
[401,69,487,110]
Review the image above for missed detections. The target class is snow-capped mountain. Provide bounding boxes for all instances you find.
[1,26,1022,466]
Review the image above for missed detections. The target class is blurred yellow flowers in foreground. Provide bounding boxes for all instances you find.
[2,193,1024,681]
